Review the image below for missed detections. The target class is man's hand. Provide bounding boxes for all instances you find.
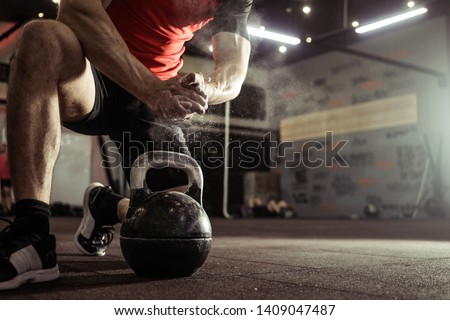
[149,73,209,120]
[179,72,211,97]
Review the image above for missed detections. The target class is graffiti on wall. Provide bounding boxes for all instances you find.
[282,126,428,218]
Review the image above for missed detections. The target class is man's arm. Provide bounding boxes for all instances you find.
[57,0,159,104]
[205,32,251,105]
[57,0,206,118]
[180,0,252,105]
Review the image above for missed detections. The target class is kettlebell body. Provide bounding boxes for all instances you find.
[120,151,212,277]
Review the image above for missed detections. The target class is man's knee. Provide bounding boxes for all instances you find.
[14,20,81,69]
[18,20,66,51]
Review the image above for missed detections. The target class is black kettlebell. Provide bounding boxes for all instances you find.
[120,151,212,277]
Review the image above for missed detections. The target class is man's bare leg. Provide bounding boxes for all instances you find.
[7,20,96,204]
[117,198,130,222]
[0,19,99,290]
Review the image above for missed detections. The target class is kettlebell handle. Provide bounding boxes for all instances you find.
[129,151,204,205]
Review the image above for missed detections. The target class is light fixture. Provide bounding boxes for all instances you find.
[306,37,312,43]
[302,6,311,14]
[247,26,301,45]
[279,46,287,53]
[208,45,213,52]
[52,0,60,3]
[352,21,360,27]
[407,1,415,8]
[355,7,427,34]
[38,12,44,18]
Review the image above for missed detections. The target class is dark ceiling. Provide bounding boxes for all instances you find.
[0,0,447,65]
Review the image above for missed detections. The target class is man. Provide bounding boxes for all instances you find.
[0,0,252,290]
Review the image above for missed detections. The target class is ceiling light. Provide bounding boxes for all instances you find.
[407,1,415,8]
[52,0,60,3]
[38,12,44,18]
[247,26,301,45]
[306,37,312,43]
[286,7,293,13]
[355,7,427,34]
[352,21,360,27]
[279,46,287,53]
[302,6,311,14]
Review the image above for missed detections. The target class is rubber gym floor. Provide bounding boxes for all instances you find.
[1,216,450,300]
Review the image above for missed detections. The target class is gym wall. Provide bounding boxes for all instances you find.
[51,130,93,206]
[271,15,450,218]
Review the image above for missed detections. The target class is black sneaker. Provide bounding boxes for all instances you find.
[0,217,60,290]
[74,183,115,256]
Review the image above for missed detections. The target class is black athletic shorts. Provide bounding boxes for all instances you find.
[62,67,191,182]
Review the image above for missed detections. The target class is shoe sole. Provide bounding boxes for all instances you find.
[74,182,107,256]
[0,265,60,290]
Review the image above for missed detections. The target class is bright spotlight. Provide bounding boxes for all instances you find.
[303,6,311,14]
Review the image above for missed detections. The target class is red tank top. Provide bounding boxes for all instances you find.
[106,0,220,80]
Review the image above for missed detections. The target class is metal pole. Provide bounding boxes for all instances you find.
[222,100,233,219]
[343,0,348,28]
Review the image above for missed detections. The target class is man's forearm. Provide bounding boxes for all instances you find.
[57,0,161,104]
[206,32,251,105]
[205,64,247,105]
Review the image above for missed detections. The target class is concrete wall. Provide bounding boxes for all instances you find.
[50,131,92,206]
[273,16,450,218]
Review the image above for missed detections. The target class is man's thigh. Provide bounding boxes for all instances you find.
[58,59,97,124]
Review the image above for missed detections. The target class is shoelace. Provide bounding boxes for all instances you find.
[91,226,115,248]
[88,187,115,249]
